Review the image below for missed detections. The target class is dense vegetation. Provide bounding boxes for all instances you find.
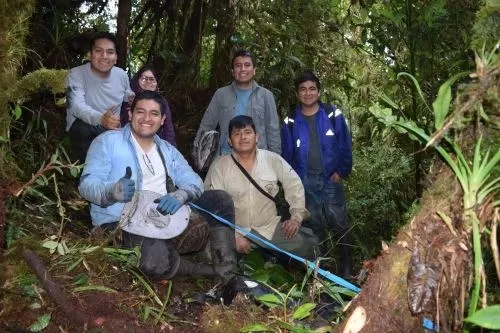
[0,0,498,332]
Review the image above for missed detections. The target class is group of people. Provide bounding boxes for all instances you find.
[68,32,353,283]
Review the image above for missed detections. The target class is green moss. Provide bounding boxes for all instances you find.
[11,68,69,103]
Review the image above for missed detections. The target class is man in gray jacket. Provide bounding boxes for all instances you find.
[194,49,281,160]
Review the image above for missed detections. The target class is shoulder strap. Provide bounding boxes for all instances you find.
[157,146,177,193]
[321,101,336,129]
[230,154,277,203]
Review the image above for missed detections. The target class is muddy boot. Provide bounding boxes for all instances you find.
[210,225,237,281]
[176,257,215,277]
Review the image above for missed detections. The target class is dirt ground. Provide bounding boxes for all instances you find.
[0,232,274,333]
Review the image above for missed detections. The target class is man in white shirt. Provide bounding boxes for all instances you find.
[205,115,318,260]
[79,90,236,281]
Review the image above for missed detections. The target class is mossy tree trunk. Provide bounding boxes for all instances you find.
[0,0,35,251]
[338,168,470,333]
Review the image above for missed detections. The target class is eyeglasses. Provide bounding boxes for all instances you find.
[143,154,155,175]
[140,76,157,83]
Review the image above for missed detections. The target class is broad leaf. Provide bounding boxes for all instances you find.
[292,303,316,320]
[465,305,500,329]
[256,293,282,307]
[28,313,51,332]
[432,72,468,130]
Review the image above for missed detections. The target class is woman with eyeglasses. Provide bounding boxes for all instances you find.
[121,65,176,146]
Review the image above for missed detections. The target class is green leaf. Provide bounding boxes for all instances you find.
[292,303,316,320]
[57,243,65,255]
[73,285,118,293]
[465,305,500,329]
[432,72,468,130]
[67,257,84,272]
[256,293,282,306]
[70,166,80,178]
[71,273,88,286]
[397,72,430,112]
[28,313,51,332]
[13,104,22,120]
[42,240,59,250]
[240,323,276,332]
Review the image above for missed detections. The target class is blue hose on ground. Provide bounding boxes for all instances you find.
[189,202,361,293]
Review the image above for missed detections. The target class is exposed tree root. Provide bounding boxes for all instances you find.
[23,249,154,332]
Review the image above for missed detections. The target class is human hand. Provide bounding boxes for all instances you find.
[109,167,135,203]
[101,107,121,129]
[330,172,343,183]
[281,219,301,240]
[235,235,252,254]
[154,190,187,215]
[127,92,135,103]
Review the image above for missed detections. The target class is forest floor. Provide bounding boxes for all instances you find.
[0,116,357,332]
[0,186,291,333]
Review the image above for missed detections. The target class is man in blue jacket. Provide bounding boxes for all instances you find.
[281,71,353,278]
[79,90,236,281]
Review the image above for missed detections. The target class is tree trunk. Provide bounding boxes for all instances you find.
[180,0,207,85]
[116,0,132,70]
[210,0,236,88]
[0,0,36,251]
[337,167,471,333]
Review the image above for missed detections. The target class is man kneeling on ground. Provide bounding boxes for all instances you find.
[79,90,236,281]
[205,115,318,260]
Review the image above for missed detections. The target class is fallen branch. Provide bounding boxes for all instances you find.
[23,249,90,327]
[23,249,154,332]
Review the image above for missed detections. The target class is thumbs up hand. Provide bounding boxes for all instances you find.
[107,167,135,203]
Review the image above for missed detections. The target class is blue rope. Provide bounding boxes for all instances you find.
[189,202,361,293]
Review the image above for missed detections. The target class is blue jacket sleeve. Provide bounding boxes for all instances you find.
[79,134,120,207]
[334,112,353,178]
[280,120,294,164]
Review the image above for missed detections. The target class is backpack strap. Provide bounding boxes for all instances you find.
[321,101,337,129]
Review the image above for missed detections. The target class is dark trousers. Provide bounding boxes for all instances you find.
[68,119,106,163]
[122,190,236,279]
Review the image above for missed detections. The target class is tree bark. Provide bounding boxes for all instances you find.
[210,0,236,88]
[116,0,132,70]
[336,166,472,333]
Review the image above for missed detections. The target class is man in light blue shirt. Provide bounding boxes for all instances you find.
[79,91,236,281]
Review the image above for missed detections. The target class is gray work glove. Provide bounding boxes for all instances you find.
[154,190,188,215]
[106,167,135,203]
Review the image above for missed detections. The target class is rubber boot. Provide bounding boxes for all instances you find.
[176,257,216,277]
[338,234,353,279]
[210,225,237,281]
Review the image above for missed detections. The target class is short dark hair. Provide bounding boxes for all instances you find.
[90,32,117,51]
[232,49,256,67]
[130,90,165,115]
[294,71,321,91]
[229,115,256,134]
